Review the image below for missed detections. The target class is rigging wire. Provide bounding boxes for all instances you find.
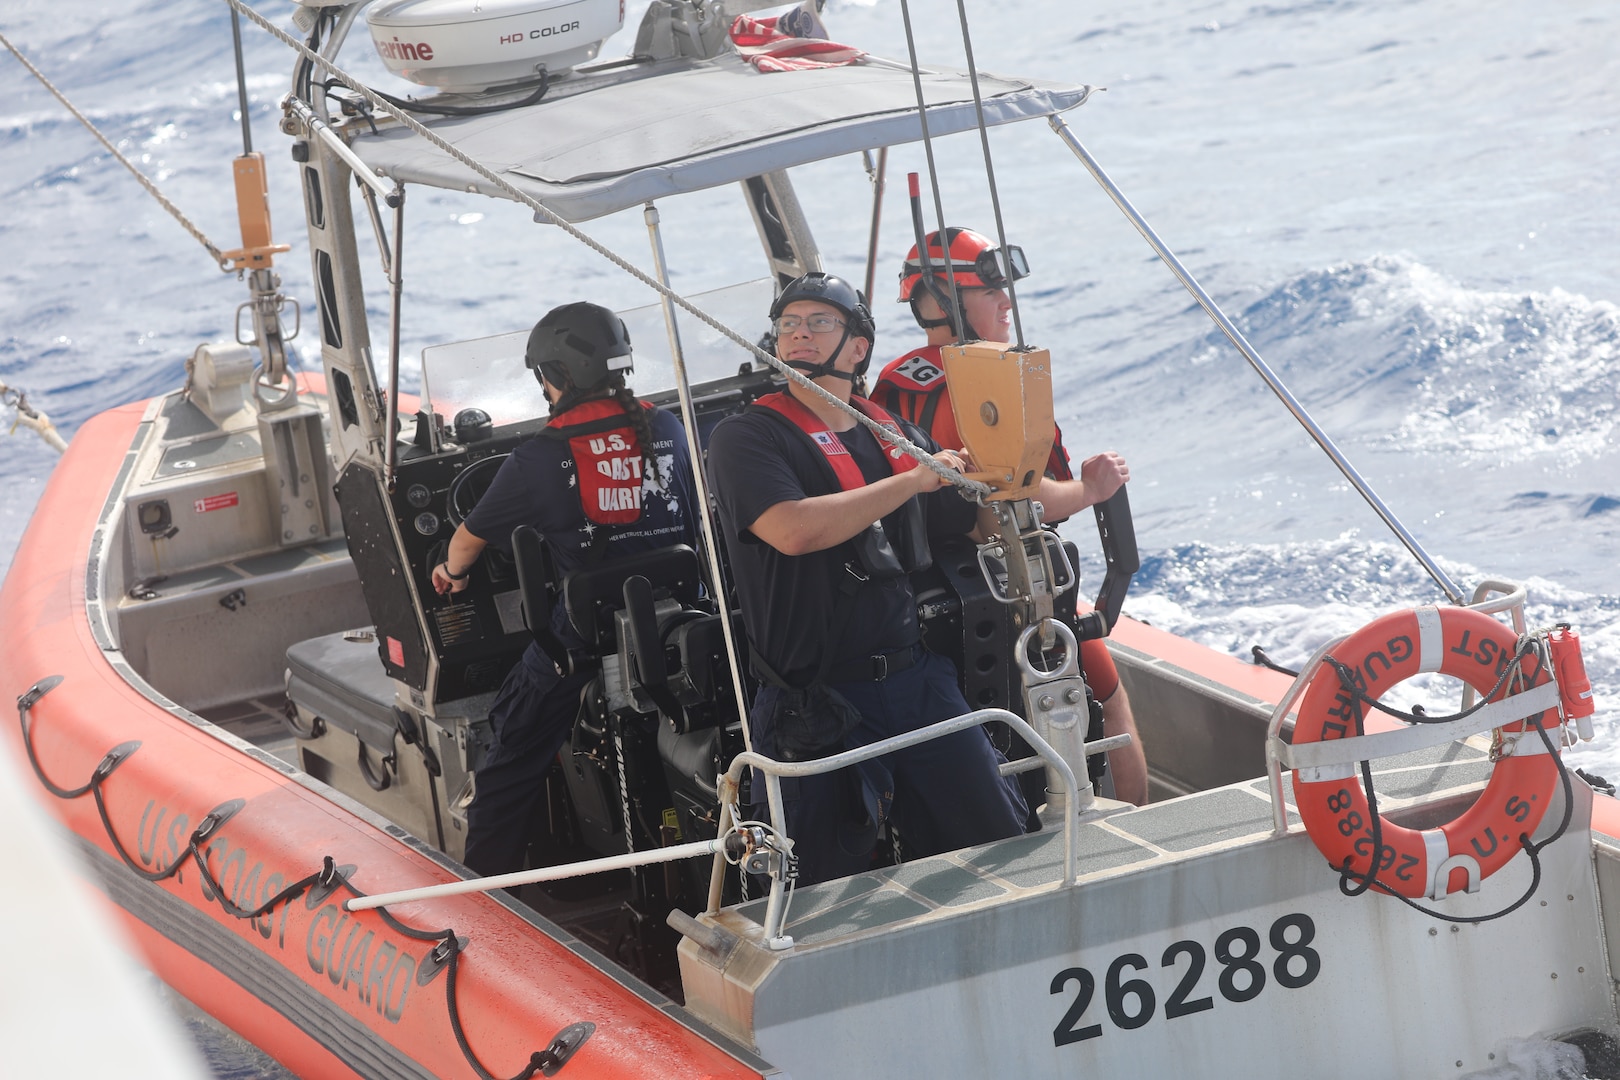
[949,0,1025,349]
[1046,115,1466,605]
[895,0,965,342]
[224,0,988,500]
[0,30,235,273]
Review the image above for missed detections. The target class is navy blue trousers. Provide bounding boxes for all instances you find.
[463,659,591,878]
[748,650,1026,887]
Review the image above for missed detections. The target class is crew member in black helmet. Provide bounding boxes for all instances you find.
[706,272,1026,887]
[432,301,700,878]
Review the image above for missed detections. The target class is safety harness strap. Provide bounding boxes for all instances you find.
[750,391,919,493]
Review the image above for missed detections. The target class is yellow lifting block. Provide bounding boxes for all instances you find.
[221,152,291,271]
[940,341,1054,502]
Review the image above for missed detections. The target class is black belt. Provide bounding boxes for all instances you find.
[824,643,921,684]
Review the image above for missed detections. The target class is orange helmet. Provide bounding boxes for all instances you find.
[897,227,1028,302]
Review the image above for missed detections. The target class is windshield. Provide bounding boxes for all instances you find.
[422,278,775,427]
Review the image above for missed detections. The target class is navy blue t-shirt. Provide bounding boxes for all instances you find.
[464,405,700,670]
[707,404,974,685]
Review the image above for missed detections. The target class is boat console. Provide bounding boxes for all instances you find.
[284,359,776,932]
[333,419,549,705]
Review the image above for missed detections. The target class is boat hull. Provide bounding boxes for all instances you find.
[0,402,768,1079]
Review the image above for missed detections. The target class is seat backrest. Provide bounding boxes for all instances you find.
[562,544,704,652]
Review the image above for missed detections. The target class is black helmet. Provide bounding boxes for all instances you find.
[525,301,633,392]
[768,272,877,379]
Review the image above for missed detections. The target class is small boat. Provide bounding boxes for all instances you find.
[4,2,1614,1077]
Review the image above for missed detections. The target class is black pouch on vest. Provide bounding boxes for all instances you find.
[769,683,864,761]
[849,520,905,579]
[848,494,932,579]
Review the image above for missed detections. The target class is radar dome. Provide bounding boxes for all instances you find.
[366,0,625,93]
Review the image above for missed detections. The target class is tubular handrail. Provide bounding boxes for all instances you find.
[1463,580,1528,709]
[1469,579,1528,627]
[1262,635,1347,836]
[1262,579,1537,835]
[713,708,1081,945]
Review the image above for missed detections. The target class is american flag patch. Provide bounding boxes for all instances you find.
[811,431,848,455]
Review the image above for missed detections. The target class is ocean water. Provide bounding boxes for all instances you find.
[1,0,1616,1075]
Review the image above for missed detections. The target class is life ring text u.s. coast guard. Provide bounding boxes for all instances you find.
[1292,606,1561,900]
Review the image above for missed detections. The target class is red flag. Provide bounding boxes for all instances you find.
[730,5,865,73]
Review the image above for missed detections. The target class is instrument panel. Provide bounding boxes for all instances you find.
[337,415,549,704]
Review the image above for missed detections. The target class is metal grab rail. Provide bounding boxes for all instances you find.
[1001,733,1132,776]
[1262,635,1347,836]
[1261,579,1539,836]
[711,708,1082,948]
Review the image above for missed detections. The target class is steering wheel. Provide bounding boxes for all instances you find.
[445,454,509,528]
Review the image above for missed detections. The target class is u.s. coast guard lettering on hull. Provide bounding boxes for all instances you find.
[135,796,428,1024]
[306,903,418,1022]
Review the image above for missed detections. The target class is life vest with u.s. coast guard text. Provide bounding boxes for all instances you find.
[872,345,1074,482]
[748,390,929,577]
[539,398,654,524]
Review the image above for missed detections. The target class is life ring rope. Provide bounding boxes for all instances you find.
[1334,718,1573,926]
[1286,606,1578,922]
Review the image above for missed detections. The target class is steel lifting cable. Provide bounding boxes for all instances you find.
[894,0,1030,349]
[17,675,583,1080]
[223,0,988,500]
[895,0,966,340]
[0,30,235,274]
[948,0,1026,349]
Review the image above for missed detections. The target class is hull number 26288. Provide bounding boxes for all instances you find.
[1049,913,1320,1046]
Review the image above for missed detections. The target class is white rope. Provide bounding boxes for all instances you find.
[0,30,234,273]
[228,0,989,497]
[0,380,68,453]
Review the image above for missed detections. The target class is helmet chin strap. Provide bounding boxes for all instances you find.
[917,280,980,342]
[784,326,860,383]
[786,360,858,382]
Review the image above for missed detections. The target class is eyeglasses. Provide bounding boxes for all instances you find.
[772,314,847,335]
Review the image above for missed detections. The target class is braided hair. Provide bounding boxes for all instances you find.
[547,369,664,484]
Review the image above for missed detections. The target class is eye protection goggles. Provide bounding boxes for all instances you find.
[905,244,1029,290]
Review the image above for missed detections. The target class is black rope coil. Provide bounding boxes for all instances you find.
[1317,638,1575,923]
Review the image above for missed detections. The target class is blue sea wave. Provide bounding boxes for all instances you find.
[1144,256,1619,463]
[1119,536,1620,775]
